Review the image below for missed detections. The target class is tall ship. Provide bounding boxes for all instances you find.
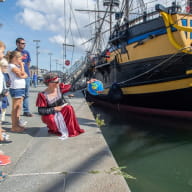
[83,0,192,118]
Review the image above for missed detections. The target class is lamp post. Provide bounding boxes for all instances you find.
[62,43,65,73]
[33,40,40,76]
[55,59,59,71]
[48,52,52,72]
[62,42,74,75]
[0,0,6,28]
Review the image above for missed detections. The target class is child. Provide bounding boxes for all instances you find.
[0,58,10,123]
[0,41,10,142]
[7,51,28,132]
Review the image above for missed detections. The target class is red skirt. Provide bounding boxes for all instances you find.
[41,105,85,137]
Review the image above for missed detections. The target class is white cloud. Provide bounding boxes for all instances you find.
[16,0,96,33]
[16,0,97,52]
[17,8,47,30]
[17,0,64,15]
[49,35,64,44]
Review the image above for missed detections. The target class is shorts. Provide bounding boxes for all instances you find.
[9,88,25,98]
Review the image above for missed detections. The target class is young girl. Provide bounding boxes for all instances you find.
[0,58,10,123]
[0,41,9,142]
[0,41,9,143]
[6,51,28,132]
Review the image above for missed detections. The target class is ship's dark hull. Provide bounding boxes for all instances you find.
[87,84,192,108]
[86,92,192,120]
[87,53,192,114]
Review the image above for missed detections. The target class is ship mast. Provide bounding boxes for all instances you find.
[89,1,110,54]
[124,0,146,22]
[103,0,120,36]
[77,1,119,55]
[96,0,102,54]
[138,0,146,13]
[125,0,129,21]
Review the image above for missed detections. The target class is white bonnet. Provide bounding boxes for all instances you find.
[0,58,8,67]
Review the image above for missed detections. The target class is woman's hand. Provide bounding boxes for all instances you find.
[87,78,97,84]
[18,61,24,66]
[54,106,63,112]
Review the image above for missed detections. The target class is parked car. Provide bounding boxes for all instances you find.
[38,76,43,84]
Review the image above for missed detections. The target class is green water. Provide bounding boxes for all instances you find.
[92,107,192,192]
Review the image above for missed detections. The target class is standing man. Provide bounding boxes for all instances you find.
[15,37,33,117]
[32,72,38,88]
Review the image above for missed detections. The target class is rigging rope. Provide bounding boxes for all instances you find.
[67,0,75,64]
[116,46,190,86]
[68,0,84,46]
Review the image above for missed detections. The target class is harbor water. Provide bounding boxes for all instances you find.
[91,105,192,192]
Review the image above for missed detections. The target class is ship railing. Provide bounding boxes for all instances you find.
[122,3,183,28]
[128,10,160,27]
[109,10,160,42]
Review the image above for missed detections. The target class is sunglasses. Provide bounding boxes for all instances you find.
[19,43,26,45]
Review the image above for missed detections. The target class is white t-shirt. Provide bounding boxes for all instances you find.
[8,63,26,89]
[0,71,3,93]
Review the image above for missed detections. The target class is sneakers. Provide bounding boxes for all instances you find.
[0,133,11,144]
[23,112,33,117]
[2,133,10,141]
[18,119,28,127]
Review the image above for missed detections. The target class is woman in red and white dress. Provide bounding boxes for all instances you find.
[36,72,84,139]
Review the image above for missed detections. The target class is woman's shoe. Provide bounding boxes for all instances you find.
[0,154,11,161]
[2,133,9,140]
[0,133,11,144]
[0,171,7,182]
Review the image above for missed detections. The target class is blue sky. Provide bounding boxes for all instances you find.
[0,0,96,72]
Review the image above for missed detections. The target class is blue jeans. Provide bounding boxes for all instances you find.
[33,80,37,88]
[0,100,2,121]
[23,77,31,113]
[9,88,25,98]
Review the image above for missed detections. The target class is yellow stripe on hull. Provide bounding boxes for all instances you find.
[122,77,192,94]
[102,77,192,95]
